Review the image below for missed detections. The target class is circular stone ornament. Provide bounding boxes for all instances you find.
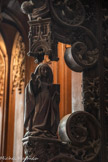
[72,41,99,68]
[64,47,83,72]
[58,111,101,161]
[50,0,85,27]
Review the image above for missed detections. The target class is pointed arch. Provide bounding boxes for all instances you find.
[6,31,26,161]
[10,32,25,94]
[0,34,8,156]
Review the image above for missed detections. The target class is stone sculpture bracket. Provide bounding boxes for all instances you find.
[22,136,81,162]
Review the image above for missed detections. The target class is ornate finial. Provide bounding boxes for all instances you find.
[21,0,34,15]
[21,0,49,20]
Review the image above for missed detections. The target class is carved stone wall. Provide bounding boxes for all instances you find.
[83,76,100,119]
[103,9,108,161]
[80,0,100,119]
[83,1,108,162]
[11,33,26,94]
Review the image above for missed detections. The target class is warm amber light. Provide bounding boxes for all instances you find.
[65,44,71,48]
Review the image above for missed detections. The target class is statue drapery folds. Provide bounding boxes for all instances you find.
[24,63,60,136]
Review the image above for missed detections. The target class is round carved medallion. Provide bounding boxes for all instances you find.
[50,0,85,27]
[72,41,99,67]
[58,111,101,161]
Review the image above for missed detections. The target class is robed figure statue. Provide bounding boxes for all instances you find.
[24,63,60,137]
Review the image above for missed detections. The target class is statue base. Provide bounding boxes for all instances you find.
[22,135,76,162]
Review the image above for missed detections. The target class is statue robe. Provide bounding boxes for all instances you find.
[24,80,60,135]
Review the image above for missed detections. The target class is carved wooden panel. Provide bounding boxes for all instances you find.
[103,8,108,161]
[82,1,108,162]
[11,33,26,94]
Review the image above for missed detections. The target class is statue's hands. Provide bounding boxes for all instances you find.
[52,91,60,103]
[31,73,41,93]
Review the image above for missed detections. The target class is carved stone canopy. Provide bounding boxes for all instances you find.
[21,0,58,63]
[21,0,99,70]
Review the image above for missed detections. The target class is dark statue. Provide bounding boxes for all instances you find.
[24,63,60,137]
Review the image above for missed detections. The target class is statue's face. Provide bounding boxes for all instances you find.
[34,63,53,83]
[40,65,49,78]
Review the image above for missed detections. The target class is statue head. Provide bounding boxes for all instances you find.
[34,63,53,84]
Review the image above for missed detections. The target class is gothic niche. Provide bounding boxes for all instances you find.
[11,32,25,94]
